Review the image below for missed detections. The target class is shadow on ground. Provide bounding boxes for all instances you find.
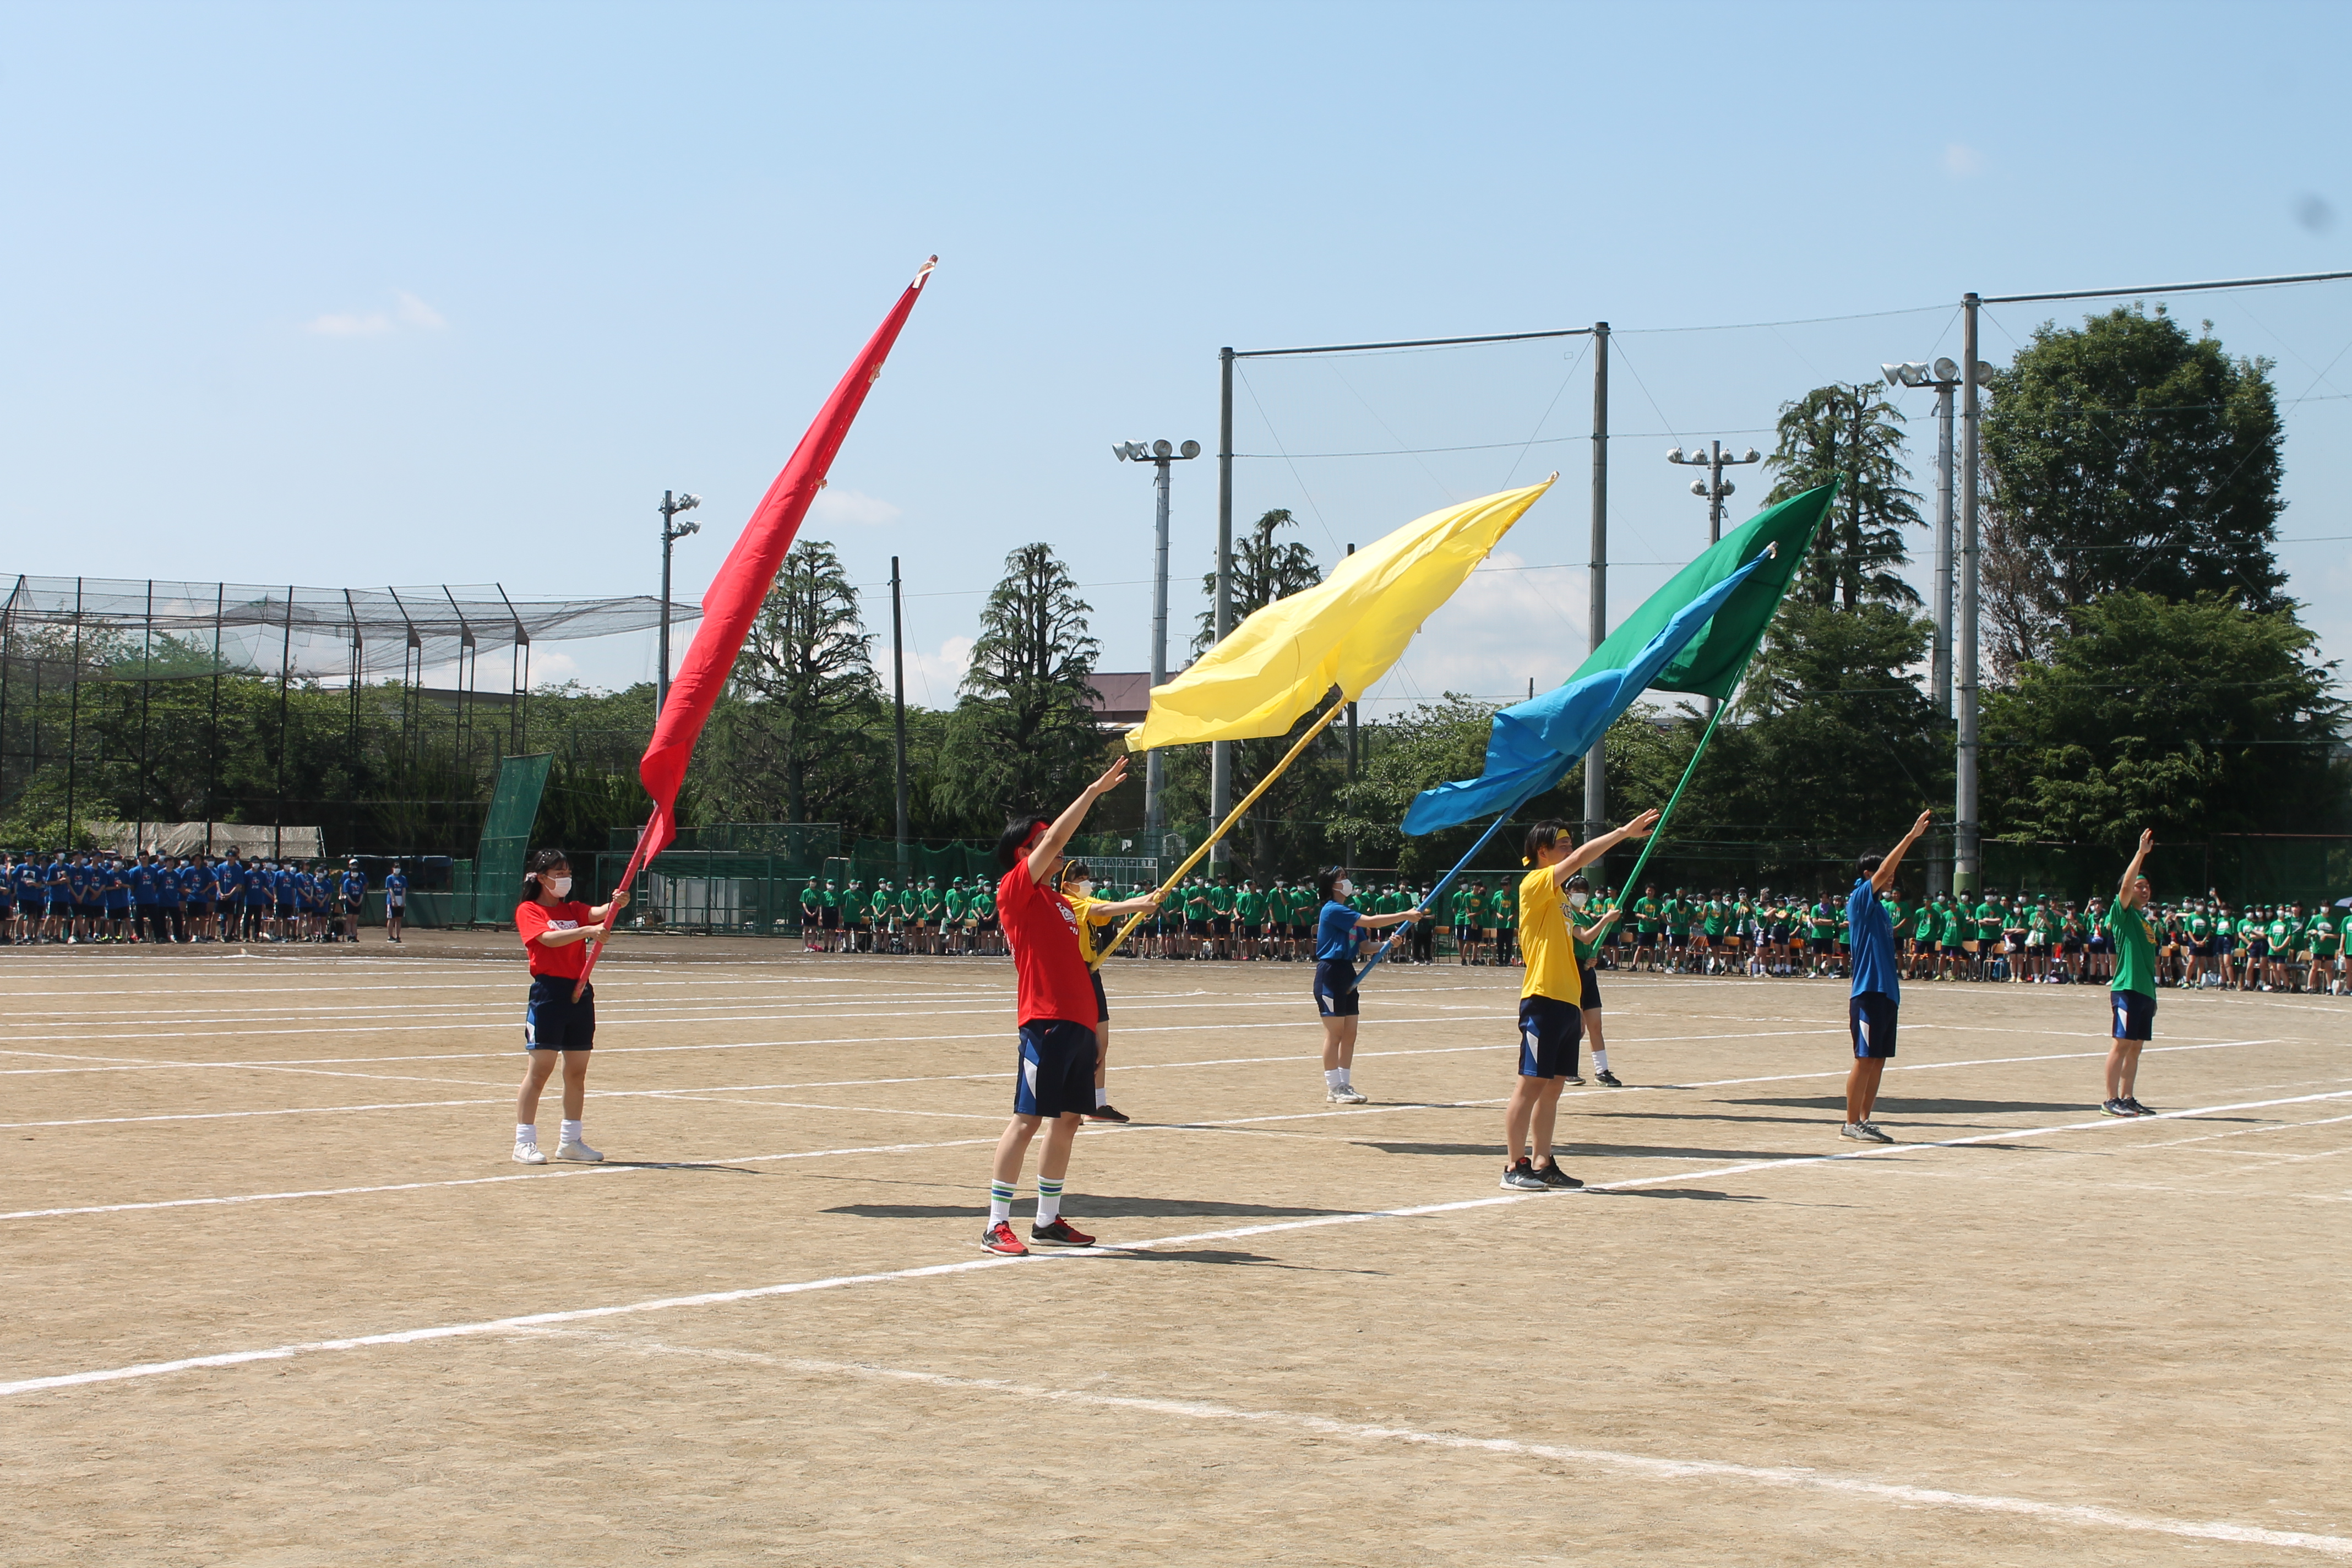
[1353,1140,1820,1162]
[825,1195,1362,1220]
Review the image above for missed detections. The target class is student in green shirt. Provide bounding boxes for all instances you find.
[2308,909,2344,995]
[2103,829,2159,1116]
[1631,884,1662,972]
[798,879,823,951]
[1490,881,1518,967]
[1237,880,1266,960]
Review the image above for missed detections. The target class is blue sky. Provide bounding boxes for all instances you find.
[3,0,2348,713]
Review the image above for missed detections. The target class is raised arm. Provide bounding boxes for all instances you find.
[1028,756,1130,884]
[1874,810,1934,893]
[2117,827,2153,907]
[1558,809,1661,885]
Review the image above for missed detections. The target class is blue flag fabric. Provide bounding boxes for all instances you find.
[1401,554,1770,836]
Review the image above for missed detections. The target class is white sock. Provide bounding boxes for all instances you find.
[516,1123,536,1145]
[1326,1068,1344,1089]
[1095,1085,1110,1109]
[1592,1049,1610,1072]
[1338,1066,1353,1086]
[989,1179,1014,1226]
[1036,1177,1064,1225]
[560,1119,582,1144]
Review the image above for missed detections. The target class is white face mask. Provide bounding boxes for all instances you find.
[549,875,573,897]
[1335,879,1353,899]
[1069,880,1093,897]
[1569,891,1589,910]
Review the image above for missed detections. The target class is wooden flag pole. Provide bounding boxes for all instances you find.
[1091,695,1348,969]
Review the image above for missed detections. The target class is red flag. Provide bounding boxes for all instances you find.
[575,256,935,996]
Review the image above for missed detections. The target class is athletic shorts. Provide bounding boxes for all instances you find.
[819,908,839,929]
[1576,963,1600,1011]
[1517,995,1583,1079]
[1291,924,1309,942]
[524,977,596,1050]
[1313,959,1360,1018]
[1212,917,1232,936]
[1089,969,1109,1024]
[2111,988,2155,1042]
[2089,936,2113,955]
[188,900,211,916]
[1014,1019,1097,1118]
[1849,990,1898,1059]
[386,899,405,913]
[1186,918,1208,937]
[80,903,102,922]
[275,902,295,919]
[1244,923,1262,939]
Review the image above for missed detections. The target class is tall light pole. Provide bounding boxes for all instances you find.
[1665,439,1762,718]
[1213,349,1235,864]
[1956,294,1984,900]
[656,489,701,714]
[1881,360,1975,724]
[1584,322,1608,840]
[1114,438,1200,848]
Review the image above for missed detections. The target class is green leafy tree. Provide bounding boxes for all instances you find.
[717,539,888,826]
[935,542,1103,830]
[1982,305,2286,669]
[1736,602,1947,836]
[1763,384,1923,609]
[1983,592,2342,851]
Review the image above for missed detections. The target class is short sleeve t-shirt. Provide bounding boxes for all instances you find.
[1847,879,1899,1003]
[998,860,1095,1026]
[1314,901,1362,962]
[2106,900,2158,998]
[1516,868,1583,1008]
[516,899,595,979]
[1063,891,1107,966]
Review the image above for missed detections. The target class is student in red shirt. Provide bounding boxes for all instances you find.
[512,848,630,1166]
[981,755,1151,1257]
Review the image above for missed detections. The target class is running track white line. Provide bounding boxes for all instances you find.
[0,1037,2290,1217]
[525,1331,2352,1559]
[8,1085,2345,1400]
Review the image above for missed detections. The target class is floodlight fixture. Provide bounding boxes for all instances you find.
[674,493,701,512]
[1689,480,1706,497]
[1933,357,1959,382]
[676,518,700,537]
[1973,360,1996,386]
[1667,446,1684,462]
[1741,448,1759,462]
[1180,440,1201,459]
[1153,439,1173,458]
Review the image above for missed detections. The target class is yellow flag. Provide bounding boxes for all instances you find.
[1127,478,1553,752]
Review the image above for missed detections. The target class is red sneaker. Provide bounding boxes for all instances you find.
[979,1221,1028,1256]
[1028,1217,1096,1248]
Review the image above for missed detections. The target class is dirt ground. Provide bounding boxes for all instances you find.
[3,931,2349,1566]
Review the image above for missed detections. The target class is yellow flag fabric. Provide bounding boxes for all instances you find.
[1126,478,1553,752]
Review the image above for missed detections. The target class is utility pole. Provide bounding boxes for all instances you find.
[1344,542,1357,868]
[1212,349,1235,864]
[1583,322,1608,839]
[1956,294,1983,900]
[890,556,908,875]
[1881,356,1969,895]
[1664,437,1761,717]
[656,490,702,714]
[1113,438,1200,847]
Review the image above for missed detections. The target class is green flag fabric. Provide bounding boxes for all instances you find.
[1572,481,1837,700]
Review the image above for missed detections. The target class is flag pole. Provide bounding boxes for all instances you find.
[1608,669,1745,902]
[1092,695,1347,968]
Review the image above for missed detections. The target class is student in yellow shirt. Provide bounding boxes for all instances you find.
[1059,861,1164,1125]
[1501,810,1659,1192]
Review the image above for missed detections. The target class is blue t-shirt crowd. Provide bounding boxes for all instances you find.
[0,850,407,945]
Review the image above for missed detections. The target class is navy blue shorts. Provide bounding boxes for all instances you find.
[1089,968,1109,1023]
[1015,1019,1097,1118]
[1518,995,1583,1079]
[1313,959,1359,1018]
[1850,990,1897,1059]
[2111,988,2155,1042]
[1576,963,1601,1012]
[524,977,596,1050]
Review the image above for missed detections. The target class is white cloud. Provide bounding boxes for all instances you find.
[1943,143,1985,178]
[811,487,903,527]
[1355,551,1589,715]
[900,635,973,707]
[303,290,449,338]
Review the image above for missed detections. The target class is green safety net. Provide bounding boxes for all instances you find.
[473,754,553,925]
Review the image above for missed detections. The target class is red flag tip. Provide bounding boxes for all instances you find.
[914,256,938,285]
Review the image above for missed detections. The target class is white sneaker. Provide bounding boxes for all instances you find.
[554,1139,604,1162]
[513,1141,548,1164]
[1327,1085,1368,1104]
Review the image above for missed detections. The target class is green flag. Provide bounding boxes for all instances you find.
[1573,481,1837,699]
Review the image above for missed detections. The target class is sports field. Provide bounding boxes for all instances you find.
[4,939,2349,1565]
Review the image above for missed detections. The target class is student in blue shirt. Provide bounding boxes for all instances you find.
[181,857,213,942]
[270,861,298,941]
[101,857,132,942]
[242,858,273,942]
[157,857,185,943]
[339,861,367,943]
[383,863,409,944]
[129,854,161,944]
[47,854,75,943]
[1843,810,1932,1145]
[1309,866,1424,1104]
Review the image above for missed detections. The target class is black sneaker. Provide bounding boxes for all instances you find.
[1533,1161,1584,1190]
[2100,1098,2135,1117]
[1086,1103,1131,1124]
[1595,1069,1624,1087]
[2123,1097,2154,1117]
[1029,1216,1096,1247]
[1500,1159,1549,1191]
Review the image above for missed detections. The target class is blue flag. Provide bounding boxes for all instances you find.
[1401,553,1770,836]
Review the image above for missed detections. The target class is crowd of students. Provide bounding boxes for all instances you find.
[790,869,2349,997]
[0,848,410,944]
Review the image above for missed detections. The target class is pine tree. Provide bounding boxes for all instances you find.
[937,542,1103,830]
[1763,384,1924,609]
